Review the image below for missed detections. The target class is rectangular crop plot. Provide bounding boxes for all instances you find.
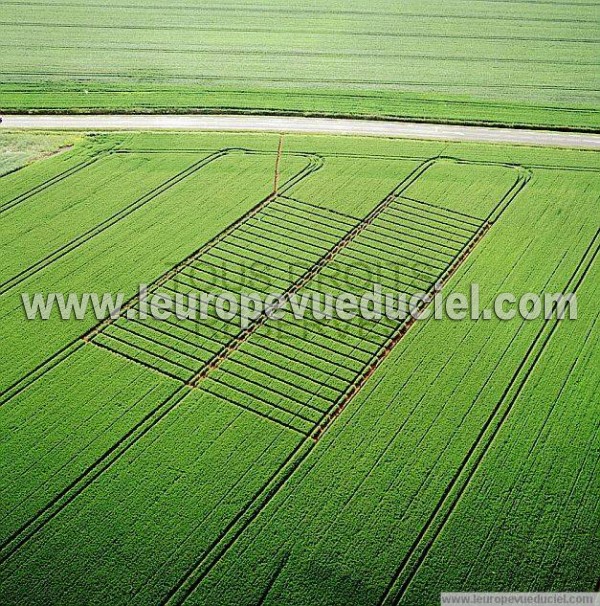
[203,195,487,436]
[90,197,360,383]
[89,159,524,436]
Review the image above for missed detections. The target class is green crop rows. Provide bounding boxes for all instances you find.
[0,0,599,129]
[0,132,598,605]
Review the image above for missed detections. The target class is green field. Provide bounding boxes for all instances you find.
[0,0,599,129]
[0,131,598,605]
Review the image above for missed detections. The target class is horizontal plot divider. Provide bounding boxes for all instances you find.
[230,229,319,266]
[234,345,343,394]
[389,201,476,237]
[371,215,462,255]
[96,330,195,374]
[224,357,334,413]
[109,322,207,366]
[237,222,332,254]
[90,339,187,384]
[250,212,343,244]
[264,204,349,237]
[383,207,471,245]
[276,195,361,227]
[349,238,445,275]
[268,322,371,366]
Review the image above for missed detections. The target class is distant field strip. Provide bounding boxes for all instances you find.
[1,0,598,128]
[2,23,598,45]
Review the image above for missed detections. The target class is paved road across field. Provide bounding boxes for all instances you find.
[2,114,600,149]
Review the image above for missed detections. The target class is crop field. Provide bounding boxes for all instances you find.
[0,0,599,129]
[0,131,598,605]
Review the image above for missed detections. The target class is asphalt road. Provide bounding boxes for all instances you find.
[2,114,600,149]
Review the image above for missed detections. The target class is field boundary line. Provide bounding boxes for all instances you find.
[0,340,85,407]
[293,153,600,173]
[161,436,316,606]
[82,149,321,343]
[277,194,362,223]
[270,235,554,605]
[0,148,230,296]
[378,228,600,605]
[90,336,189,382]
[0,384,188,569]
[399,194,484,224]
[256,552,290,606]
[0,147,316,296]
[220,357,333,412]
[0,152,531,602]
[201,384,311,437]
[203,376,317,431]
[154,204,552,606]
[487,167,533,222]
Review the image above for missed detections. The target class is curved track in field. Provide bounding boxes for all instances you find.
[2,114,600,149]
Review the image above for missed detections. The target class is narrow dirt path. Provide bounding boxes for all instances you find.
[3,115,600,149]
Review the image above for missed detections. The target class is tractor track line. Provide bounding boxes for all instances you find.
[0,149,227,295]
[0,147,311,296]
[0,153,101,216]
